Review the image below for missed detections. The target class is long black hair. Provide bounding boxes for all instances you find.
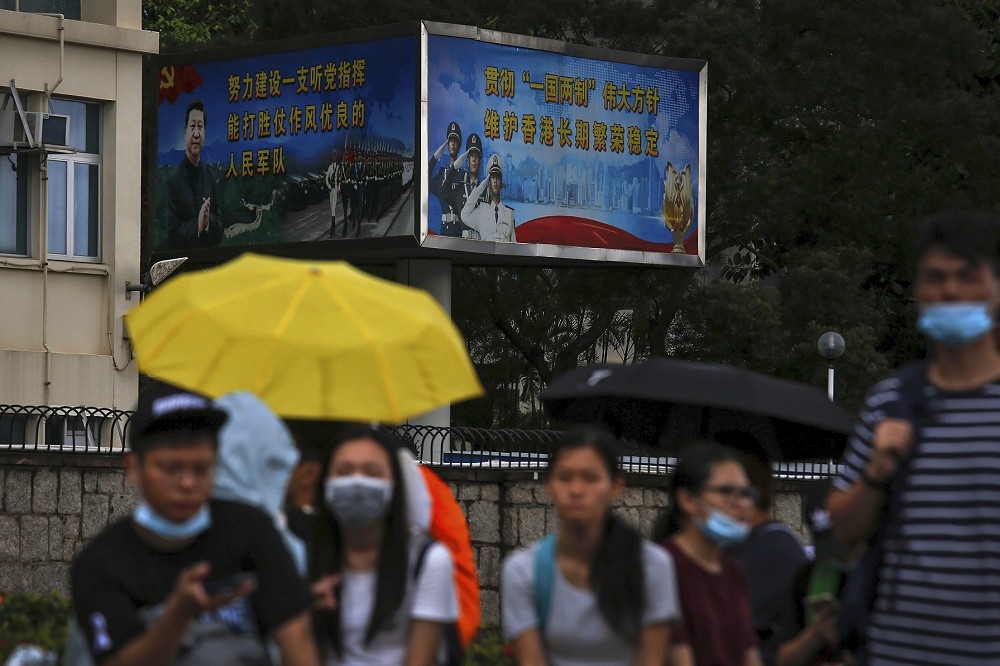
[309,424,411,656]
[652,441,744,542]
[548,426,644,644]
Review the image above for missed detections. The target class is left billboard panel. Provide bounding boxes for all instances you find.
[154,33,417,254]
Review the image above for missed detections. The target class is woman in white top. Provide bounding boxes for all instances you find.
[501,427,680,666]
[310,425,458,665]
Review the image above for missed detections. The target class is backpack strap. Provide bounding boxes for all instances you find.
[412,535,464,666]
[534,534,557,637]
[415,535,436,579]
[880,360,929,532]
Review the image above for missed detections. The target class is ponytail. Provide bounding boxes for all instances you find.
[591,513,645,644]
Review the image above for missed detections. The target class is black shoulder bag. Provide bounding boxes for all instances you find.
[836,361,927,660]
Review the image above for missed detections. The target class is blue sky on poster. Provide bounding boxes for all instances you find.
[427,34,700,173]
[157,34,416,171]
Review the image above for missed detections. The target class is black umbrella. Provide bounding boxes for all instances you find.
[540,357,854,461]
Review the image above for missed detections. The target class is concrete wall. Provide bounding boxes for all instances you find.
[0,454,812,627]
[0,1,157,410]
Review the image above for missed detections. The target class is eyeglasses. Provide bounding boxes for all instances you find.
[703,484,759,502]
[151,461,215,484]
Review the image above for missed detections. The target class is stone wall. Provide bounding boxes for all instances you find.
[0,453,136,596]
[0,454,813,627]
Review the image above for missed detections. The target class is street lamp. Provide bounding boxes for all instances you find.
[125,257,188,300]
[817,331,846,401]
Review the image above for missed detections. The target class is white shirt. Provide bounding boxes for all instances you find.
[502,539,679,666]
[330,541,457,665]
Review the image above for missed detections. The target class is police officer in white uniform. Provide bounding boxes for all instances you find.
[461,154,516,242]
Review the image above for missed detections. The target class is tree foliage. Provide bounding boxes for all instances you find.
[141,0,1000,425]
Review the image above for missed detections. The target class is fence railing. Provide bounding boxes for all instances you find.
[0,404,132,452]
[0,404,840,479]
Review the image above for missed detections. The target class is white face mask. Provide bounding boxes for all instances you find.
[133,502,212,540]
[323,476,394,528]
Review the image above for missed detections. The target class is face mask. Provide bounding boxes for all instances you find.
[696,507,751,547]
[133,502,212,540]
[917,302,994,347]
[324,476,394,528]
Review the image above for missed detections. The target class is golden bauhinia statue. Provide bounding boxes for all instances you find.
[662,161,693,254]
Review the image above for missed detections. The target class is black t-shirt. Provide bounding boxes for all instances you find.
[71,499,312,663]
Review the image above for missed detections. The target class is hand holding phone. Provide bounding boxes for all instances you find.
[203,572,257,597]
[805,592,840,616]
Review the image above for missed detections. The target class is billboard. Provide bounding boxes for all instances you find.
[150,23,706,267]
[153,29,417,255]
[422,24,706,265]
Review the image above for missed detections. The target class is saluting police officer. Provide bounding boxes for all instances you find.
[458,133,486,238]
[461,154,516,242]
[428,121,469,237]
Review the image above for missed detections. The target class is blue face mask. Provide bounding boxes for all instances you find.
[696,507,751,547]
[917,302,994,347]
[133,502,212,540]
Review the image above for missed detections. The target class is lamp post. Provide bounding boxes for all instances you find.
[818,331,846,401]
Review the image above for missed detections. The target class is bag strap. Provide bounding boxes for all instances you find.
[414,534,436,578]
[534,534,557,636]
[877,360,929,537]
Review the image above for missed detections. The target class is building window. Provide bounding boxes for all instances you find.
[0,0,81,20]
[46,98,101,260]
[0,152,29,255]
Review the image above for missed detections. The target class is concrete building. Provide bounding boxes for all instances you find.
[0,1,157,440]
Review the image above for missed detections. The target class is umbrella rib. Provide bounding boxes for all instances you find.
[139,271,300,365]
[253,276,314,399]
[316,277,403,422]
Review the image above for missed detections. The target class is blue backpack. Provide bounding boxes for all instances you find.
[533,534,558,635]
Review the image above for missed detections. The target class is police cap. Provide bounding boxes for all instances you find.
[447,121,462,141]
[466,133,482,155]
[487,154,503,176]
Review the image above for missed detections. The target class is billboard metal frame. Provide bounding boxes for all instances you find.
[146,21,707,271]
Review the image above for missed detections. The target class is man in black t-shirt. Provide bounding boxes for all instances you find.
[70,383,319,666]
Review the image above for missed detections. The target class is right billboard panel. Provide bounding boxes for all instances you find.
[425,28,706,265]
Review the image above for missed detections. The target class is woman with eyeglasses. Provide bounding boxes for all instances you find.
[652,442,763,666]
[501,427,680,665]
[309,424,458,665]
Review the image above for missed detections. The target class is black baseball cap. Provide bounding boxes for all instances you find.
[447,121,462,141]
[129,380,228,452]
[805,479,850,561]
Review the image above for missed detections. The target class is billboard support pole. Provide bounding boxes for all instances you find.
[396,258,453,463]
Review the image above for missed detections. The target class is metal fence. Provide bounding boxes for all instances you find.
[0,404,840,479]
[0,404,132,452]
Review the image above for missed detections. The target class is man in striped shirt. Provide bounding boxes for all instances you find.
[828,209,1000,665]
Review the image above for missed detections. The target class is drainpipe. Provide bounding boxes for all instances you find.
[41,14,65,106]
[39,151,51,409]
[38,13,64,411]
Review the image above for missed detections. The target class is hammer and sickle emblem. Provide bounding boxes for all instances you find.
[160,66,175,90]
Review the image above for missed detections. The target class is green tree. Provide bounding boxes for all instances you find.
[143,0,258,49]
[140,0,1000,424]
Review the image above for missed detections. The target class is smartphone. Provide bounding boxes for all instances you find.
[804,592,839,615]
[203,572,257,596]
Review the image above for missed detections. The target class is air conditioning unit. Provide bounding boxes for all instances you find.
[0,109,71,150]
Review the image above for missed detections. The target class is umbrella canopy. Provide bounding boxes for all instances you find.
[540,357,854,461]
[125,253,483,423]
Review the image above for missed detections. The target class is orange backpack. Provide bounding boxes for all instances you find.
[417,465,481,648]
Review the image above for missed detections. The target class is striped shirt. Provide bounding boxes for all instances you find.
[834,373,1000,665]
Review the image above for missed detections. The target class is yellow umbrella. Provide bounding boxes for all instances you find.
[125,253,483,423]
